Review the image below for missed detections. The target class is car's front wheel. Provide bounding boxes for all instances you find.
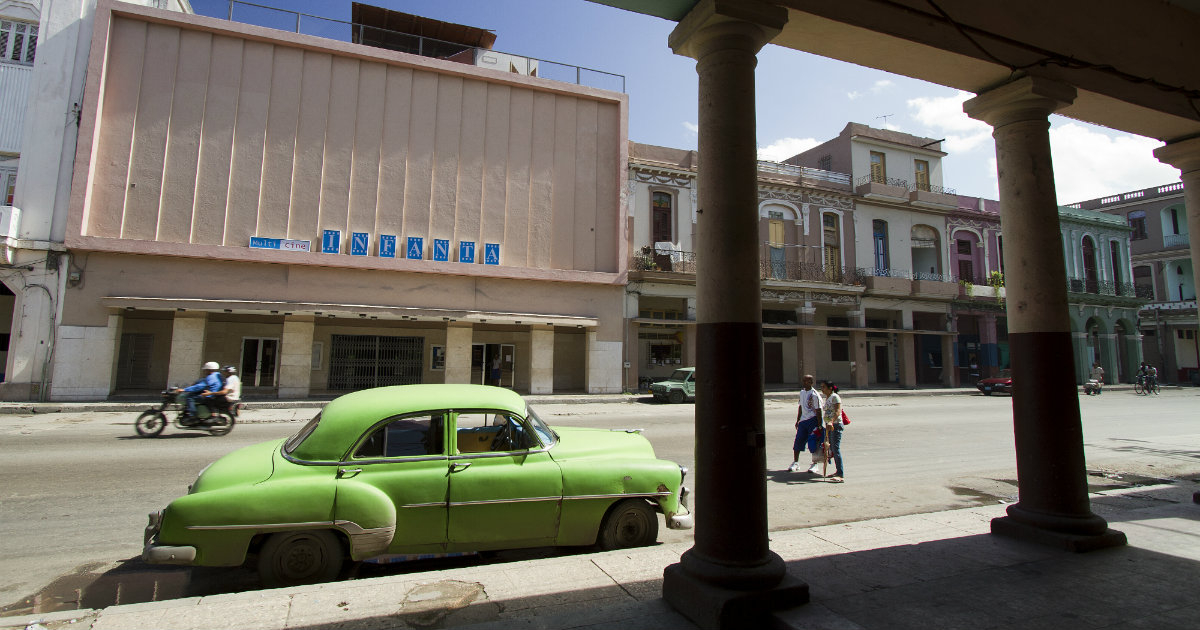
[598,499,659,550]
[258,530,344,588]
[668,389,685,404]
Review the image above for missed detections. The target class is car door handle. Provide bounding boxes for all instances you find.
[337,468,362,478]
[450,462,472,472]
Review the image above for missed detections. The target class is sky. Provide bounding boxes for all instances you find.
[190,0,1183,205]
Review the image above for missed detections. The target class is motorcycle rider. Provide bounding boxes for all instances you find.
[174,361,224,422]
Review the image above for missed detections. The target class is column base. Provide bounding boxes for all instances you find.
[991,515,1126,553]
[663,553,808,630]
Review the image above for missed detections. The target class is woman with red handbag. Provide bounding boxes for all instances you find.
[820,381,845,483]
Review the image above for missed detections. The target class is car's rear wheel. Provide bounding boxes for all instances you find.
[598,499,659,550]
[258,530,344,588]
[981,390,993,396]
[668,389,685,404]
[135,411,167,437]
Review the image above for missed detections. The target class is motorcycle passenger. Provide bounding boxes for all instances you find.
[208,365,242,415]
[175,361,224,421]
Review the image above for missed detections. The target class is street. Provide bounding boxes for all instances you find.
[1,389,1197,617]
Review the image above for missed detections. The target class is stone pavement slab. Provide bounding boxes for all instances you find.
[5,481,1197,630]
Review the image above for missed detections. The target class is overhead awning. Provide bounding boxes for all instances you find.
[103,296,598,328]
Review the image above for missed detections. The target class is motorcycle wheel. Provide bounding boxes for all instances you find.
[135,411,167,437]
[208,414,235,437]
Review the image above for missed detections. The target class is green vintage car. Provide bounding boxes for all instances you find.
[142,384,691,586]
[650,367,695,403]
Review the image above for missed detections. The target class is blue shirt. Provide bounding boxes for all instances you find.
[183,372,223,394]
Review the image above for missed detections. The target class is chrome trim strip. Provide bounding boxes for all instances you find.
[563,492,671,501]
[448,447,550,460]
[448,496,562,507]
[401,502,448,509]
[186,520,333,531]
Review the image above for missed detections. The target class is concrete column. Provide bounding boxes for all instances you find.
[445,324,473,384]
[625,319,640,392]
[796,328,817,378]
[1072,332,1091,384]
[965,76,1124,551]
[1153,136,1200,351]
[897,332,917,388]
[850,330,868,389]
[663,1,807,627]
[278,316,315,399]
[941,334,957,386]
[684,322,697,367]
[1100,333,1119,384]
[166,312,208,388]
[980,314,999,375]
[530,325,554,394]
[585,330,622,393]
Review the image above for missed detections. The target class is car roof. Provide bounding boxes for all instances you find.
[291,384,527,461]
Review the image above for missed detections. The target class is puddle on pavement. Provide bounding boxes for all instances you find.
[1085,469,1177,493]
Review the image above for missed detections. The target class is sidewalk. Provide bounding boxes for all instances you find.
[7,482,1197,630]
[0,384,1029,415]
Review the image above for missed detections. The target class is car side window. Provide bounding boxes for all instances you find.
[454,411,531,453]
[354,413,444,459]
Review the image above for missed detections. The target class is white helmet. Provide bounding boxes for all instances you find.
[203,361,220,370]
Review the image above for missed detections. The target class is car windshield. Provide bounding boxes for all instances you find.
[668,370,691,381]
[996,369,1012,378]
[525,405,556,446]
[284,411,322,454]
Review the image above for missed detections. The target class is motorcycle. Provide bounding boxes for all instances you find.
[135,390,238,437]
[1083,379,1103,395]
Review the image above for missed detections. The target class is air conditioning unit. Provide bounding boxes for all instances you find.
[0,205,20,239]
[474,50,539,77]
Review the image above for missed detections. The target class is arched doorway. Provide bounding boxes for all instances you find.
[911,224,942,280]
[1084,316,1104,370]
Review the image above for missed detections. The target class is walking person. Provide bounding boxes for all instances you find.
[788,375,823,473]
[820,380,845,482]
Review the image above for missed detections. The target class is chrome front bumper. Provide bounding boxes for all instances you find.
[667,485,693,530]
[142,509,197,565]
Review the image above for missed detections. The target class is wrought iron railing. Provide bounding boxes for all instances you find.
[760,260,864,285]
[915,183,957,195]
[1164,233,1190,248]
[632,245,697,273]
[210,0,625,92]
[1067,278,1149,298]
[856,175,910,189]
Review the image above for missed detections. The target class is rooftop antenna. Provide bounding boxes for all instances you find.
[876,114,893,126]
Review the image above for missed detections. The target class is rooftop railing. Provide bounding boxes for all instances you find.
[212,1,625,92]
[756,161,851,187]
[1067,278,1152,299]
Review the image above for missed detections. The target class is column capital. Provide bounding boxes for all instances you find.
[668,0,787,60]
[1154,135,1200,175]
[963,76,1077,129]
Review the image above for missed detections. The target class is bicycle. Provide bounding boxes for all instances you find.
[1134,376,1144,395]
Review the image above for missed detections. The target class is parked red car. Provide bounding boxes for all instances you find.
[976,369,1012,395]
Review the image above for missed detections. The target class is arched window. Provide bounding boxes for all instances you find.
[1081,236,1098,293]
[651,192,672,243]
[872,219,889,273]
[1109,241,1122,291]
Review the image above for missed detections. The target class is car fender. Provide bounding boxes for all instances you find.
[330,480,399,560]
[159,477,337,566]
[554,457,683,545]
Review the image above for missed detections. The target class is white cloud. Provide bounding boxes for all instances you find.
[1049,123,1176,204]
[907,90,992,154]
[682,121,699,134]
[758,137,820,162]
[848,80,894,102]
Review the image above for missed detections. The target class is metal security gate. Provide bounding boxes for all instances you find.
[328,335,423,390]
[116,333,155,388]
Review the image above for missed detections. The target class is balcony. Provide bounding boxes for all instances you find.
[757,161,852,191]
[908,184,959,210]
[632,245,696,274]
[1164,233,1190,248]
[215,0,624,91]
[855,175,910,202]
[1067,278,1153,299]
[0,63,32,153]
[859,268,959,298]
[761,260,864,285]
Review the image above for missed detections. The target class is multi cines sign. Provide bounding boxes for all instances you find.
[251,232,500,265]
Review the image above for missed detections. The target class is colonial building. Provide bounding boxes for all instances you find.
[5,1,628,400]
[1075,183,1196,384]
